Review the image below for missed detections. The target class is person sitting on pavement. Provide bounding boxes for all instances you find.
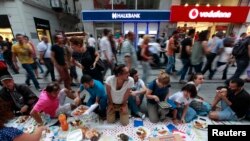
[0,75,38,116]
[146,70,171,123]
[77,74,107,118]
[128,68,146,119]
[209,78,250,121]
[0,98,46,141]
[30,83,80,126]
[106,64,134,126]
[187,73,211,116]
[168,84,198,124]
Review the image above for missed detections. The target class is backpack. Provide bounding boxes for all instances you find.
[232,37,249,58]
[136,46,143,61]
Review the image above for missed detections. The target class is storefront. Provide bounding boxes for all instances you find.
[170,6,250,36]
[82,10,170,43]
[0,15,14,41]
[34,17,52,43]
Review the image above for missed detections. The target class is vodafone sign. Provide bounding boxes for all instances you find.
[171,6,250,23]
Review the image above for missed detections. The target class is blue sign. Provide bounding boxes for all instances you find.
[82,10,170,22]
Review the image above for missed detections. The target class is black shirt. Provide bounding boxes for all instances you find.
[180,37,192,59]
[0,84,38,115]
[51,44,66,66]
[227,89,250,118]
[72,47,95,69]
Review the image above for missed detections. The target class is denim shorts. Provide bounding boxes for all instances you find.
[218,101,238,121]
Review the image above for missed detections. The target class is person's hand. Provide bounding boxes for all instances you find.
[107,103,114,112]
[40,59,44,64]
[36,125,47,132]
[130,91,137,96]
[92,62,97,69]
[180,118,186,124]
[172,119,179,125]
[154,96,160,102]
[74,97,81,106]
[120,104,127,114]
[20,105,29,113]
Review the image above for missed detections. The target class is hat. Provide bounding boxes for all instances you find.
[0,75,13,81]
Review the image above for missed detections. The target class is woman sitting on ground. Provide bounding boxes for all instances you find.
[187,73,211,116]
[146,70,171,123]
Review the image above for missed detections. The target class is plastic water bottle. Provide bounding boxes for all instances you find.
[186,123,192,135]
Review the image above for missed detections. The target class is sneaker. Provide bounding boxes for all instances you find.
[141,114,146,120]
[179,80,187,84]
[36,88,42,92]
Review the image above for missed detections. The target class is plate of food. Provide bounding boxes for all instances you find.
[116,132,133,141]
[71,105,88,117]
[155,126,169,136]
[135,126,150,140]
[66,129,83,141]
[69,119,83,128]
[80,126,102,141]
[23,125,35,134]
[16,116,30,124]
[193,119,208,130]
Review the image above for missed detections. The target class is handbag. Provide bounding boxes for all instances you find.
[96,59,105,71]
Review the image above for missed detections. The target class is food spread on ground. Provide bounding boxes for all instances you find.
[193,120,208,129]
[72,105,88,116]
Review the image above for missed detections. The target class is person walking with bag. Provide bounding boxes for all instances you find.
[70,36,104,83]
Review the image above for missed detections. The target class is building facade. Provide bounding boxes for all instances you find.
[0,0,82,45]
[82,0,250,39]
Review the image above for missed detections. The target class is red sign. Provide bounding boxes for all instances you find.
[170,6,250,23]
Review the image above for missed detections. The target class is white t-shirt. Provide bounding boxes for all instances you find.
[218,47,233,63]
[169,91,192,107]
[100,36,113,61]
[88,37,96,47]
[133,79,145,91]
[105,75,134,104]
[37,41,51,58]
[137,38,144,46]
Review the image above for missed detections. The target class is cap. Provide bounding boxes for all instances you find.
[0,75,13,81]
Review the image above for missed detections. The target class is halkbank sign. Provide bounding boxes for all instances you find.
[82,10,170,22]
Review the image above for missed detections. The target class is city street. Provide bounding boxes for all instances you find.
[10,57,250,104]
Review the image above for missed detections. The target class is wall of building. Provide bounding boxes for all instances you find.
[82,0,95,36]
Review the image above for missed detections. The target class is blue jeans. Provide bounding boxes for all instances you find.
[168,99,197,122]
[177,107,197,123]
[192,62,203,73]
[166,56,175,74]
[128,95,144,115]
[179,59,191,80]
[218,100,238,121]
[190,101,211,116]
[22,64,40,89]
[226,59,249,85]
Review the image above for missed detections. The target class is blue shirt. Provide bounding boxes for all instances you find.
[147,79,170,104]
[79,80,107,99]
[208,37,223,54]
[0,127,23,141]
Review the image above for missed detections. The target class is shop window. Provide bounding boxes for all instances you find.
[93,0,160,9]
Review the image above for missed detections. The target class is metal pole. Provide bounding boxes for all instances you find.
[112,0,114,10]
[135,0,137,10]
